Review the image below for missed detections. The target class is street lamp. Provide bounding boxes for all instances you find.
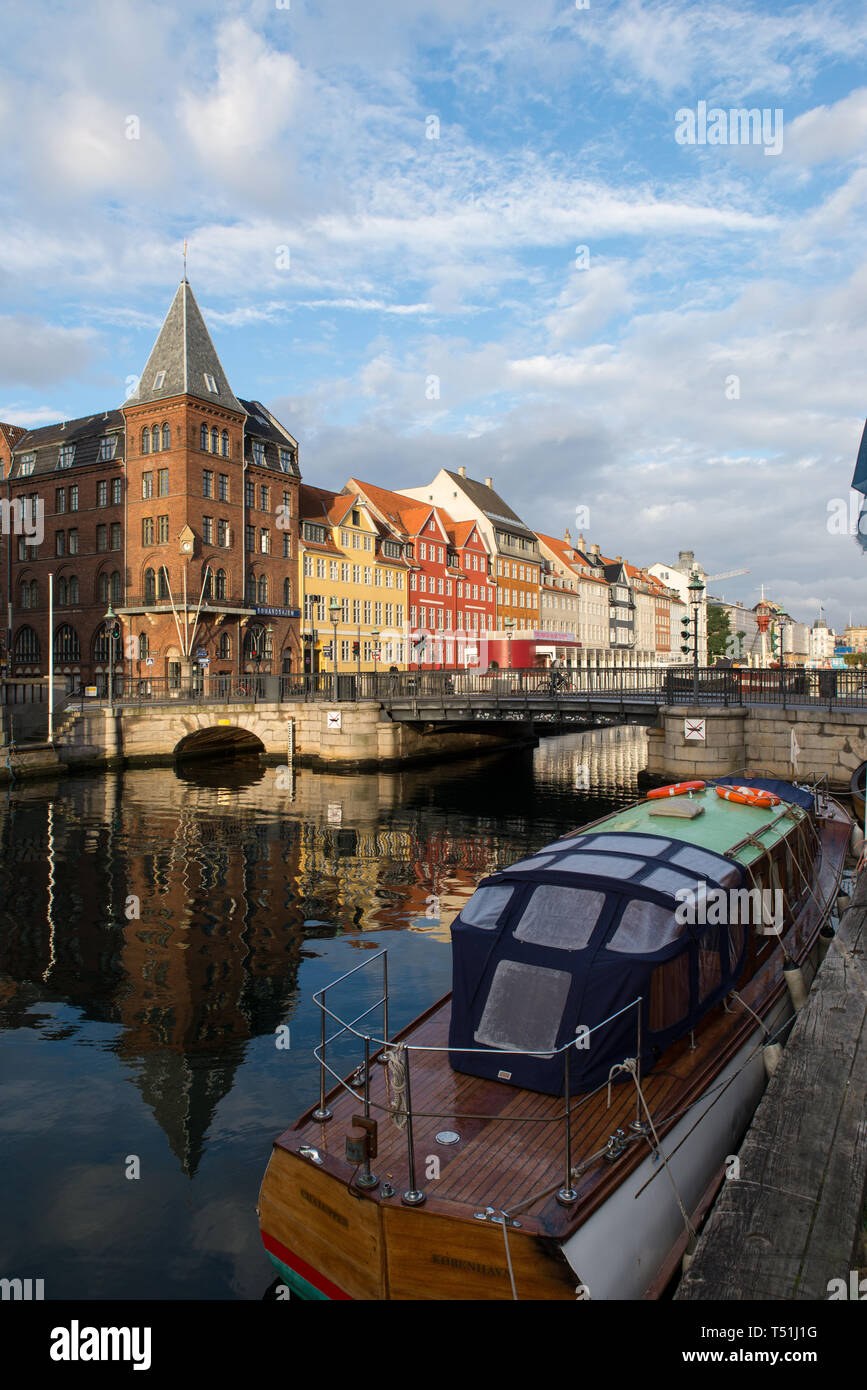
[329,597,340,695]
[504,615,516,671]
[104,603,119,712]
[371,626,380,685]
[687,571,705,704]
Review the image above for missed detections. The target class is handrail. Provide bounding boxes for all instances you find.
[310,946,643,1208]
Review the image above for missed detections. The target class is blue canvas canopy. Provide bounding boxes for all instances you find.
[448,831,748,1096]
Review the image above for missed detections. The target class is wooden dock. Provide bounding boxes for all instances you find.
[675,865,867,1301]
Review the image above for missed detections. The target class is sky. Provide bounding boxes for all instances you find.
[2,0,867,631]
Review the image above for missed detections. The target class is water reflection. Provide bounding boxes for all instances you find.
[0,722,646,1297]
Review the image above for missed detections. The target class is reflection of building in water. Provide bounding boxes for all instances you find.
[0,729,650,1173]
[532,723,648,796]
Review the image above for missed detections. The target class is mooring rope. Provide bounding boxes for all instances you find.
[498,1212,518,1301]
[384,1043,409,1130]
[607,1059,697,1248]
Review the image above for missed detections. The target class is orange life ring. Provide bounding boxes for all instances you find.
[715,785,781,809]
[647,781,706,800]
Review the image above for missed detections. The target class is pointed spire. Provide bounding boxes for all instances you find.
[126,281,244,414]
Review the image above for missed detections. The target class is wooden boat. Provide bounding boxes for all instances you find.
[258,776,851,1300]
[849,760,865,831]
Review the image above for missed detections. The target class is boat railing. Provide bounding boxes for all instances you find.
[311,949,643,1208]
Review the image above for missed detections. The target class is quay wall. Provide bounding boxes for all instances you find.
[646,705,867,789]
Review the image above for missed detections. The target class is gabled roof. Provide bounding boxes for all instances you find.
[125,281,244,414]
[448,518,485,549]
[440,470,537,543]
[345,477,450,543]
[9,410,126,479]
[0,422,27,450]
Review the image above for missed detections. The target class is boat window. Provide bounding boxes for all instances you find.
[607,899,685,953]
[728,921,746,973]
[474,960,571,1055]
[668,845,740,886]
[649,954,690,1032]
[698,943,722,1001]
[553,852,642,879]
[641,865,698,896]
[513,885,605,950]
[460,885,514,930]
[506,854,557,872]
[585,834,669,855]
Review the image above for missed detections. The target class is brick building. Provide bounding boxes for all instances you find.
[1,281,301,693]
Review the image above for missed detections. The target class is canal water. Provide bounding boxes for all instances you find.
[0,723,647,1300]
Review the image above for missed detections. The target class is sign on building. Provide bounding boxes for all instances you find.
[684,718,706,742]
[327,711,341,731]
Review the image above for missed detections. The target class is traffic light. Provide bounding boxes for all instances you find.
[352,641,360,657]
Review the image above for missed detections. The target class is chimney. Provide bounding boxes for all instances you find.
[590,542,600,558]
[615,555,622,563]
[564,527,571,543]
[458,465,467,478]
[578,533,585,550]
[484,476,492,488]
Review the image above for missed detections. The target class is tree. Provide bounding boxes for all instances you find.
[707,604,731,659]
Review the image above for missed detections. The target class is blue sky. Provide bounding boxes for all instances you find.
[2,0,867,629]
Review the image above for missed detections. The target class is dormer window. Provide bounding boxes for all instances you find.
[18,453,36,476]
[58,443,75,469]
[203,373,218,393]
[98,435,118,462]
[279,447,293,472]
[153,371,166,390]
[252,440,265,466]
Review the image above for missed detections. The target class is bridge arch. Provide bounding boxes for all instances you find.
[174,724,266,760]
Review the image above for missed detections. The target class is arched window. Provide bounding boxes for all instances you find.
[139,633,149,660]
[141,428,150,455]
[211,426,219,453]
[57,578,68,605]
[201,423,209,450]
[30,580,38,608]
[14,627,40,663]
[202,569,213,600]
[161,422,170,450]
[55,624,81,662]
[217,632,231,660]
[221,430,229,457]
[215,568,227,600]
[245,573,256,605]
[151,425,160,453]
[144,568,156,604]
[93,623,114,663]
[99,572,109,603]
[243,623,267,660]
[158,569,169,599]
[19,580,30,610]
[68,576,79,604]
[257,575,268,604]
[110,571,121,604]
[283,578,292,606]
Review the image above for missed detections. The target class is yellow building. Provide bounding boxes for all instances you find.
[298,484,409,673]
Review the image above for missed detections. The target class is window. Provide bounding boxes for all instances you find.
[58,443,75,469]
[282,534,291,558]
[201,424,209,450]
[257,575,268,604]
[211,427,219,453]
[474,960,571,1056]
[245,524,255,552]
[203,569,213,599]
[279,447,293,472]
[215,569,227,600]
[363,534,372,552]
[219,474,228,502]
[217,632,231,659]
[158,570,169,599]
[260,485,269,511]
[161,423,170,450]
[153,371,166,390]
[283,578,292,606]
[203,373,218,393]
[70,486,79,511]
[68,529,78,555]
[144,569,156,603]
[55,624,80,662]
[18,454,35,476]
[98,435,117,462]
[97,481,108,507]
[649,955,691,1033]
[151,425,159,453]
[142,429,150,455]
[110,571,121,604]
[252,440,265,466]
[139,632,150,659]
[55,488,66,514]
[221,430,229,457]
[157,516,168,544]
[202,517,213,545]
[97,524,109,551]
[217,519,228,547]
[203,469,213,498]
[246,480,255,508]
[111,478,122,506]
[245,573,256,605]
[420,542,426,560]
[141,518,153,546]
[110,522,121,550]
[142,472,153,499]
[157,469,169,497]
[260,529,270,554]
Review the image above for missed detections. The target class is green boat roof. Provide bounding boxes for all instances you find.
[587,787,804,867]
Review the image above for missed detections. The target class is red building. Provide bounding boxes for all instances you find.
[1,281,301,693]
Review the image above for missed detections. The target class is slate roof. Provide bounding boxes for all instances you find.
[126,281,244,414]
[239,398,300,475]
[8,410,126,480]
[441,470,538,544]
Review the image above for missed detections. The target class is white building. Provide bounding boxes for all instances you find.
[648,551,708,665]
